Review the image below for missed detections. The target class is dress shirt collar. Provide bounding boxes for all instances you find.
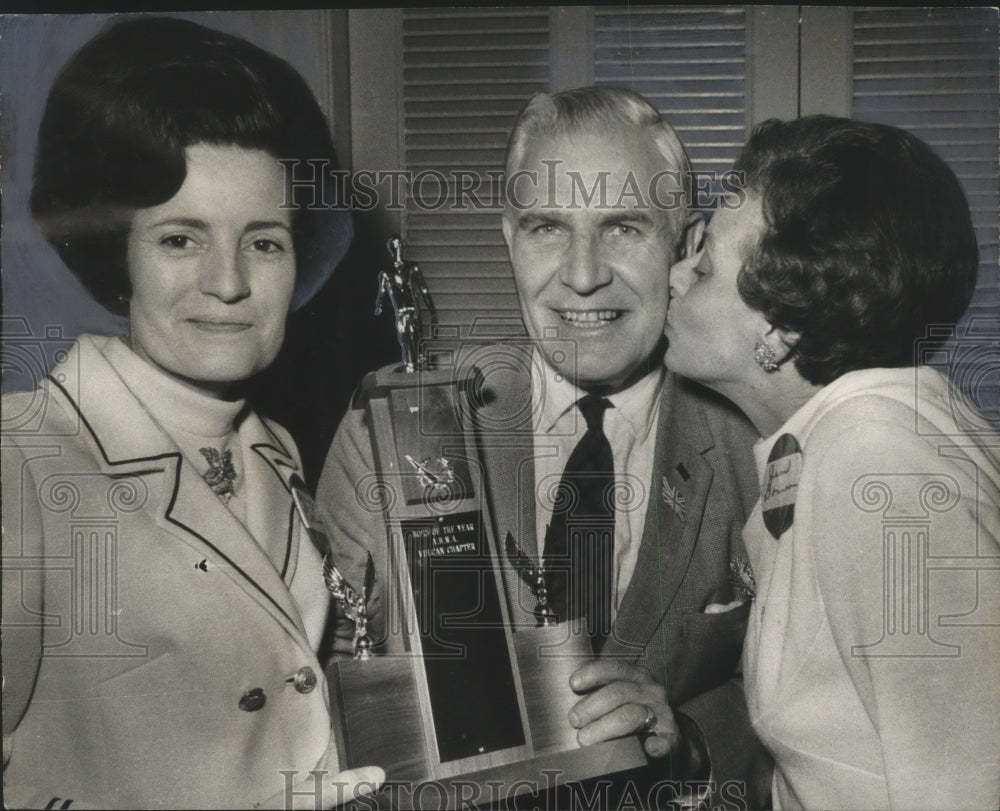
[531,348,663,442]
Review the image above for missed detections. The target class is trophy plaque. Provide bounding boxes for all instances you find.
[325,237,644,805]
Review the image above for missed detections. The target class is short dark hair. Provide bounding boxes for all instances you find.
[31,16,351,314]
[733,115,978,386]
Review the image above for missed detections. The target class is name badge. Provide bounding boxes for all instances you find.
[762,433,802,540]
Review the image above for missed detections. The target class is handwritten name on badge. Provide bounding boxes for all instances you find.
[762,433,803,540]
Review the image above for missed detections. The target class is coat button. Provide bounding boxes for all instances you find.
[291,666,317,694]
[238,687,266,712]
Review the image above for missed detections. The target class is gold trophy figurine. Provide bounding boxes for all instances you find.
[375,235,438,372]
[322,553,374,660]
[504,532,558,627]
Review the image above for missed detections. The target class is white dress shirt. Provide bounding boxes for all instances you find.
[531,349,663,617]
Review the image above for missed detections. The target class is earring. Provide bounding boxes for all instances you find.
[753,339,779,373]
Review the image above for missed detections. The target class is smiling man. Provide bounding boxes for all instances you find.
[503,124,676,394]
[495,87,770,806]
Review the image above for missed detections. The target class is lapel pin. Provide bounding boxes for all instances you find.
[661,476,686,519]
[199,446,237,503]
[729,557,756,601]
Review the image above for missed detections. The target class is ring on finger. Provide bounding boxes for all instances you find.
[641,706,657,734]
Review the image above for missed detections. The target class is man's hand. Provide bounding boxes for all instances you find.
[568,659,679,759]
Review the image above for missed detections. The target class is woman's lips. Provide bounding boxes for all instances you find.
[186,318,253,333]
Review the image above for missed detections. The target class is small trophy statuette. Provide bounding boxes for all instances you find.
[504,532,558,627]
[405,453,457,499]
[375,234,438,373]
[323,553,375,660]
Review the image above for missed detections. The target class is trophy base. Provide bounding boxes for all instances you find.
[327,627,646,798]
[344,738,644,809]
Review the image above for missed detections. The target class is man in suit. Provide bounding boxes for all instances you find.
[317,86,769,807]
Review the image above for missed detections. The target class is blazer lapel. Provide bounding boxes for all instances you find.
[607,374,716,655]
[165,455,304,632]
[56,337,309,643]
[245,418,303,582]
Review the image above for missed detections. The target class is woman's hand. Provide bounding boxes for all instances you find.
[323,766,386,809]
[258,734,384,809]
[259,765,384,809]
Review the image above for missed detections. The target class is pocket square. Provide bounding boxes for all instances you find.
[703,599,747,614]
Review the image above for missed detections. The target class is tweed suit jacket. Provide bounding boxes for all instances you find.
[317,354,772,806]
[2,336,335,809]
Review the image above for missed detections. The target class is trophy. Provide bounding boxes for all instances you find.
[325,236,643,806]
[374,235,437,373]
[504,532,558,627]
[323,554,374,660]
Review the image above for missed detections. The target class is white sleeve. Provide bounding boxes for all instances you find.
[807,410,1000,810]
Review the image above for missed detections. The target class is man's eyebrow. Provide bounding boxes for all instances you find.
[514,211,562,227]
[600,211,655,225]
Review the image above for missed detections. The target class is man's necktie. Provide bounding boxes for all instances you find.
[544,395,615,650]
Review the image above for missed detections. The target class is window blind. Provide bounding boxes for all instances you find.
[853,8,999,423]
[593,6,748,197]
[400,8,551,334]
[397,6,751,335]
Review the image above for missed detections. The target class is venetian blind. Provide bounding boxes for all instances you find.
[400,8,551,334]
[852,8,1000,423]
[593,6,748,199]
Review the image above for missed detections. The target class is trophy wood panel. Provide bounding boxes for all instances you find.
[399,512,530,771]
[514,626,594,755]
[326,657,428,783]
[364,374,535,780]
[348,738,649,810]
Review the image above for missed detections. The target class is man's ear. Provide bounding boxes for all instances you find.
[501,212,515,251]
[678,212,705,261]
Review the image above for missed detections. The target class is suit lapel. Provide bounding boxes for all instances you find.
[54,337,309,643]
[606,374,716,655]
[245,419,303,582]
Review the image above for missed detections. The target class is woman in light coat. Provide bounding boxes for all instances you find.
[2,17,380,809]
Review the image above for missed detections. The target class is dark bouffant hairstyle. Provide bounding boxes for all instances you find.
[733,115,978,385]
[31,16,351,314]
